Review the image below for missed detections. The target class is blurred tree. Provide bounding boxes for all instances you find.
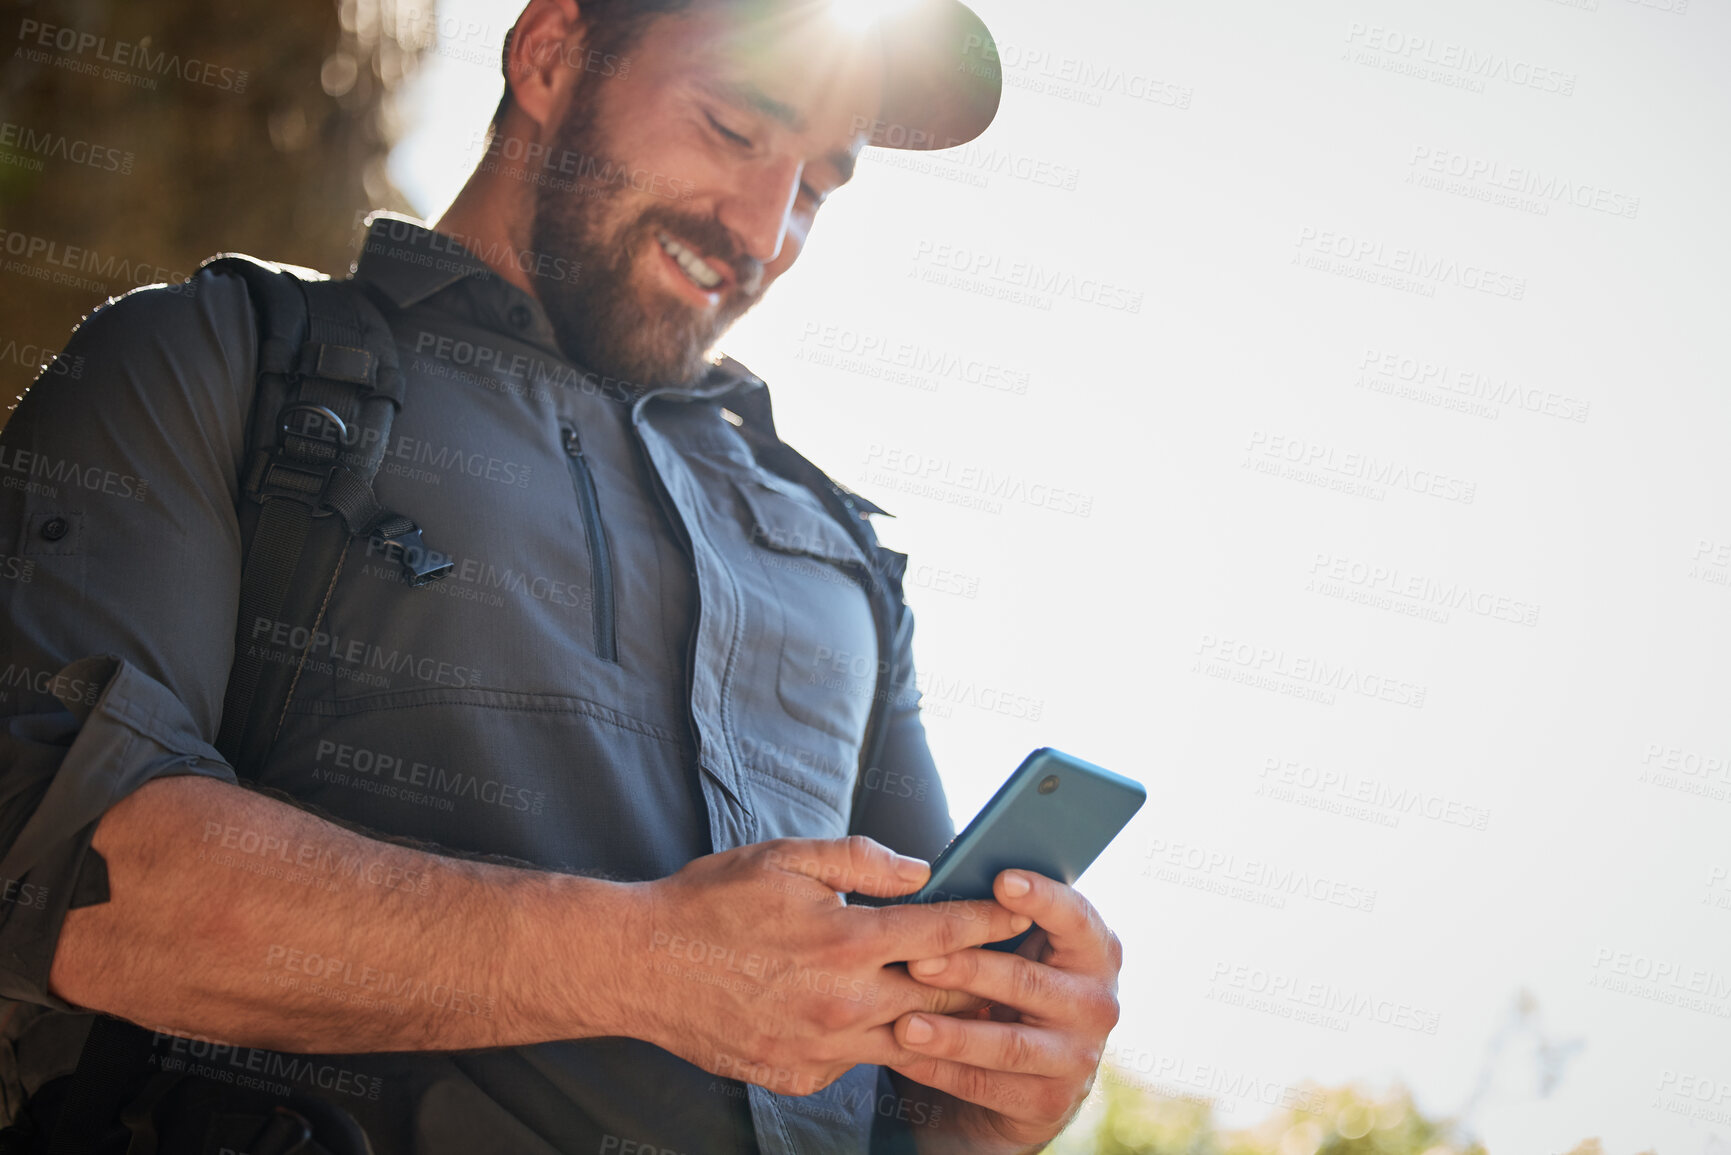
[1040,1066,1643,1155]
[0,0,433,410]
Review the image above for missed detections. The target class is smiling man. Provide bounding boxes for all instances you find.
[0,1,1122,1152]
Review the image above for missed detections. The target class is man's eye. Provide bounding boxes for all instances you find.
[705,112,751,148]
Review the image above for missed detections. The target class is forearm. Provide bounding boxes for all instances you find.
[49,774,641,1053]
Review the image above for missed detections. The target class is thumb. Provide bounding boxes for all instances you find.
[762,835,930,898]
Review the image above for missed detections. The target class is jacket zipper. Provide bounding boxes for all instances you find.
[562,427,618,663]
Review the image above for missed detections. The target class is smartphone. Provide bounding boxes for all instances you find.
[894,747,1146,951]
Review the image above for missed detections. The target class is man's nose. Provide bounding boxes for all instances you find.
[717,157,803,265]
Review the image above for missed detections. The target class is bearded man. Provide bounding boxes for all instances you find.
[0,2,1124,1152]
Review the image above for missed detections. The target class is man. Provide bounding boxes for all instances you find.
[0,0,1122,1151]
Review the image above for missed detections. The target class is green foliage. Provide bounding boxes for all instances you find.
[1046,1065,1496,1155]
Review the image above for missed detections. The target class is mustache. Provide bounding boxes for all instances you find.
[637,204,765,297]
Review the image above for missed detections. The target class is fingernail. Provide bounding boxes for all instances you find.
[896,856,930,882]
[904,1015,934,1044]
[1003,871,1031,897]
[1010,915,1033,934]
[909,956,947,977]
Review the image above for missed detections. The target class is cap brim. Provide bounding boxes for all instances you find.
[870,0,1001,150]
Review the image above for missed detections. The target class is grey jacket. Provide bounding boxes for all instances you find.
[0,215,956,1153]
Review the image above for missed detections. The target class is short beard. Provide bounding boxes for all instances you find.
[529,93,764,389]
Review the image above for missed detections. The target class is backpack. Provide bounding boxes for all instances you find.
[23,251,913,1153]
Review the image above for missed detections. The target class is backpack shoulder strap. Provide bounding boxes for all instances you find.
[202,253,452,777]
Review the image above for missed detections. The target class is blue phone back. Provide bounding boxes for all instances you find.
[906,747,1146,909]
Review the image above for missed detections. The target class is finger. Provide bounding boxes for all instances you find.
[902,948,1100,1025]
[893,1010,1070,1077]
[992,871,1121,974]
[882,1052,1053,1125]
[863,898,1033,964]
[874,967,992,1020]
[761,835,931,898]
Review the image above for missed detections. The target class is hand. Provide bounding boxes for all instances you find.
[614,836,1032,1097]
[885,870,1123,1154]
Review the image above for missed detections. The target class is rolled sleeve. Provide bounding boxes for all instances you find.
[0,655,236,1006]
[0,268,258,1007]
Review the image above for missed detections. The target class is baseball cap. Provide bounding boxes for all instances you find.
[500,0,1001,153]
[705,0,1004,150]
[853,0,1002,150]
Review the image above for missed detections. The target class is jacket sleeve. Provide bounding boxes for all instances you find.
[0,268,259,1007]
[846,605,955,864]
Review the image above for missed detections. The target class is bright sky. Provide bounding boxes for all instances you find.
[389,2,1731,1152]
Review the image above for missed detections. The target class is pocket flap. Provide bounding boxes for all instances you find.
[734,474,867,570]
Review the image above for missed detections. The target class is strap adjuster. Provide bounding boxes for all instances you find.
[276,402,349,451]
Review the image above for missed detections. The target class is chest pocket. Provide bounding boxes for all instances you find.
[732,472,879,759]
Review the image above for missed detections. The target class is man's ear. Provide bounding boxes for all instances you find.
[504,0,588,130]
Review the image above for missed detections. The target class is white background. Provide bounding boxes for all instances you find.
[390,1,1731,1151]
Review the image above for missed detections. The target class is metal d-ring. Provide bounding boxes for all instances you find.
[277,402,350,448]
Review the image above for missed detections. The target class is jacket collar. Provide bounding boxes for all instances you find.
[353,211,768,406]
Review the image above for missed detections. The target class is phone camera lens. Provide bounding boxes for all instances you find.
[1038,775,1060,794]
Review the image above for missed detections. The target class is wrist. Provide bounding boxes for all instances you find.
[515,871,652,1043]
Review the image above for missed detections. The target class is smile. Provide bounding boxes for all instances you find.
[656,231,726,291]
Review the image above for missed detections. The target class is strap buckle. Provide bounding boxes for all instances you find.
[371,524,454,587]
[276,402,350,451]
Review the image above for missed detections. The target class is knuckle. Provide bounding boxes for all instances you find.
[957,1064,995,1107]
[1097,990,1122,1031]
[1035,1083,1073,1122]
[1012,957,1045,1006]
[1004,1029,1037,1072]
[1103,928,1125,970]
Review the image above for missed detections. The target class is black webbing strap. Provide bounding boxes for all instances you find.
[213,261,450,774]
[45,255,448,1153]
[44,1015,152,1155]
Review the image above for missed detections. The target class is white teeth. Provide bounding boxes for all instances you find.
[657,231,724,290]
